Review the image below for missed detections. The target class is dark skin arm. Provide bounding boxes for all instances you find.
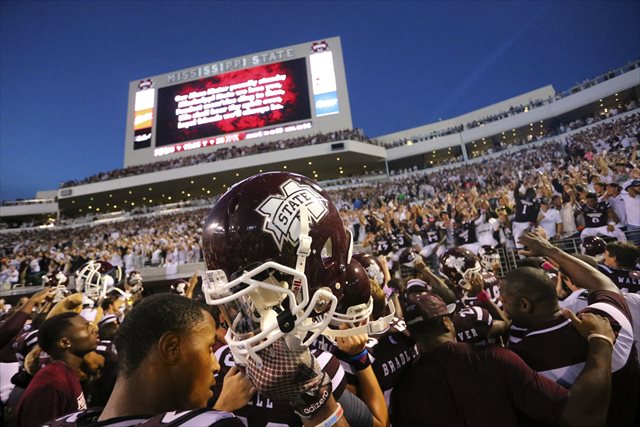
[559,310,614,427]
[414,257,457,303]
[463,272,510,337]
[518,232,619,294]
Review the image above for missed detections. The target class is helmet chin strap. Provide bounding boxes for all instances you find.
[295,204,312,275]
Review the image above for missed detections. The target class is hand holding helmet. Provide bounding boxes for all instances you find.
[244,334,332,418]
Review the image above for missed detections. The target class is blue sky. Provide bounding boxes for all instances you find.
[1,1,639,200]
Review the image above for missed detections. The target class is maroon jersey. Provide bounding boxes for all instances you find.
[461,271,502,307]
[508,289,639,426]
[598,263,640,294]
[13,326,39,365]
[332,318,419,406]
[213,345,346,427]
[14,360,87,427]
[44,408,242,427]
[390,342,568,427]
[87,340,118,406]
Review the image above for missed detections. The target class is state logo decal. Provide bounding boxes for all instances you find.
[256,180,328,250]
[445,256,467,272]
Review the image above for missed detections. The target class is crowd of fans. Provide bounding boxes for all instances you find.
[0,177,638,426]
[2,113,639,290]
[0,208,209,289]
[59,129,372,188]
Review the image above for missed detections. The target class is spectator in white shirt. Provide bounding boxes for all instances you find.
[622,180,640,243]
[603,183,627,227]
[537,198,563,240]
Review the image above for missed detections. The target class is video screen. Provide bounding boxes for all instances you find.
[155,58,311,148]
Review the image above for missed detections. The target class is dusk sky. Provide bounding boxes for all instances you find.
[1,1,639,201]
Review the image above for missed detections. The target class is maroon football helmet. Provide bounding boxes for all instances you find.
[201,172,371,364]
[478,245,502,274]
[439,247,482,286]
[352,253,387,287]
[170,279,189,296]
[397,247,420,278]
[351,252,396,331]
[581,236,606,260]
[126,270,144,294]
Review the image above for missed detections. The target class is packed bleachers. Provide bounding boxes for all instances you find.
[59,128,373,188]
[2,112,638,289]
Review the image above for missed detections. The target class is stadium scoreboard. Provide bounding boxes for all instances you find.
[124,37,352,167]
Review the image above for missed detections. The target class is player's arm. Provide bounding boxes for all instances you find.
[514,180,523,201]
[518,232,619,294]
[301,395,350,427]
[184,271,199,299]
[464,273,510,336]
[555,214,563,237]
[414,257,456,303]
[336,332,388,427]
[558,311,614,427]
[606,207,619,229]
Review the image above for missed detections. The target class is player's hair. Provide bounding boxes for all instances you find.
[115,293,206,376]
[605,241,640,269]
[100,291,121,311]
[586,192,598,200]
[38,312,78,355]
[503,267,557,305]
[99,321,119,341]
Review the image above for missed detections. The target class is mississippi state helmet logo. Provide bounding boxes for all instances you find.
[256,179,328,249]
[445,256,467,272]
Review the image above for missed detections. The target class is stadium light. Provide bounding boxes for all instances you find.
[308,161,312,165]
[336,157,340,161]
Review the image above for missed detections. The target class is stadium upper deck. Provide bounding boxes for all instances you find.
[1,58,639,227]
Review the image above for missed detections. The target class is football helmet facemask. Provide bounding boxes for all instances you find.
[76,261,126,301]
[478,245,502,274]
[201,172,374,365]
